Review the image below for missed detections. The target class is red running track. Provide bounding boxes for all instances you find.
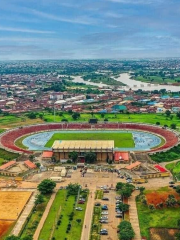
[0,123,179,154]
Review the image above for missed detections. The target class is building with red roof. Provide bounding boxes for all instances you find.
[24,160,37,169]
[154,165,167,173]
[114,152,129,163]
[42,151,53,160]
[0,160,16,171]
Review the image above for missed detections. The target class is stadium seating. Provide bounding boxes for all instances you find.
[0,123,178,154]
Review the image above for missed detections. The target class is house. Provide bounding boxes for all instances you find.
[112,105,127,112]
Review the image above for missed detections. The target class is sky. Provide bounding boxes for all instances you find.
[0,0,180,60]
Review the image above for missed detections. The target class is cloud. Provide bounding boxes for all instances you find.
[31,9,98,25]
[106,0,164,4]
[0,26,55,34]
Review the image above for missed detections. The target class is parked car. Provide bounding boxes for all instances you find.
[100,231,108,235]
[76,207,83,211]
[116,214,123,218]
[173,186,177,189]
[103,190,109,193]
[101,211,108,215]
[95,202,101,206]
[169,181,175,184]
[102,206,108,210]
[100,216,108,220]
[99,220,108,223]
[169,185,174,188]
[102,197,109,201]
[78,200,85,204]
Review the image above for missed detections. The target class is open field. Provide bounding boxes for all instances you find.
[0,191,32,221]
[151,144,180,163]
[166,161,180,181]
[145,187,180,206]
[39,189,87,240]
[45,132,134,148]
[137,188,180,239]
[0,148,19,162]
[149,228,179,240]
[0,113,180,129]
[0,220,15,239]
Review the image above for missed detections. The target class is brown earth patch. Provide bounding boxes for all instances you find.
[0,220,14,238]
[150,228,179,240]
[146,189,180,206]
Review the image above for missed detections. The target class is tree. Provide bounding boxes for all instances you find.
[38,179,56,194]
[139,187,145,195]
[176,112,180,119]
[120,188,133,198]
[35,194,45,206]
[35,162,41,168]
[21,236,33,240]
[5,236,20,240]
[148,204,155,211]
[171,123,176,129]
[84,152,97,163]
[67,183,80,195]
[72,112,80,120]
[101,113,105,118]
[118,203,129,212]
[177,219,180,229]
[29,155,35,161]
[118,221,135,240]
[27,112,37,119]
[156,122,160,125]
[175,232,180,240]
[68,151,78,163]
[165,110,171,117]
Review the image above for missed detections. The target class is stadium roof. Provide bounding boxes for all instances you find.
[52,140,114,151]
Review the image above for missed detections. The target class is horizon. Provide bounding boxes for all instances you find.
[0,0,180,60]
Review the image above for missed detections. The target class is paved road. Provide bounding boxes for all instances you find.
[33,190,57,240]
[9,189,36,236]
[80,190,96,240]
[128,192,141,240]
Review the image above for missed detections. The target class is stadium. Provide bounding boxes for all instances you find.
[0,123,179,162]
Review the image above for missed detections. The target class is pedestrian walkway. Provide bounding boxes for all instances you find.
[81,190,96,240]
[128,192,141,240]
[33,190,57,240]
[11,190,36,236]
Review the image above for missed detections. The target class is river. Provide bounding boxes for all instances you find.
[71,74,180,92]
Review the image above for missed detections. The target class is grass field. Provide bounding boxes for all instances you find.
[0,113,180,130]
[90,206,102,240]
[166,161,180,181]
[20,194,50,239]
[137,188,180,239]
[45,132,134,148]
[0,148,19,162]
[39,190,87,240]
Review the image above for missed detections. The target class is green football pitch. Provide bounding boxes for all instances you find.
[45,132,135,148]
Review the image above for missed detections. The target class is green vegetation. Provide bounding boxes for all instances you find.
[0,112,180,130]
[116,182,135,198]
[166,161,180,181]
[37,179,56,194]
[39,188,88,240]
[0,148,19,163]
[118,221,135,240]
[45,132,134,148]
[15,136,29,149]
[90,206,102,240]
[20,195,50,239]
[151,144,180,163]
[95,190,104,199]
[82,72,125,86]
[137,201,180,239]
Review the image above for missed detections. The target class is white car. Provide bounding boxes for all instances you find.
[101,211,108,215]
[100,216,108,219]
